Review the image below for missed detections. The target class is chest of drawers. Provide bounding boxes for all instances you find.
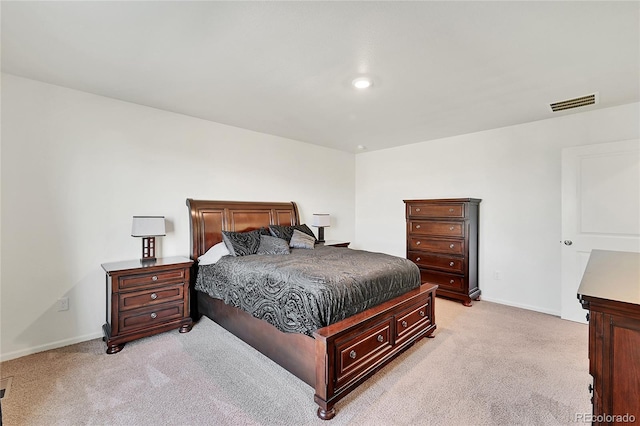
[101,256,194,354]
[404,198,481,306]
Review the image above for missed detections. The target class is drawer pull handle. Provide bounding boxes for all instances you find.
[449,208,454,212]
[349,350,357,359]
[449,262,455,266]
[150,312,157,319]
[416,257,421,261]
[401,320,408,328]
[449,279,455,284]
[151,276,158,281]
[449,244,455,249]
[377,335,384,342]
[449,226,454,231]
[419,310,425,317]
[416,225,421,229]
[416,208,421,212]
[416,241,421,245]
[150,293,158,300]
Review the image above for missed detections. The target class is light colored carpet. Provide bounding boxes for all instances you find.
[0,299,591,425]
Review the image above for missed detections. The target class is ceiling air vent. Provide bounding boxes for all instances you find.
[550,93,598,112]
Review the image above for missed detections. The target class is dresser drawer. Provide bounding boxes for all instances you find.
[408,237,464,255]
[119,284,184,311]
[395,299,432,342]
[408,251,464,273]
[408,203,465,218]
[119,302,184,333]
[409,220,464,237]
[335,318,393,389]
[420,270,464,290]
[118,269,186,291]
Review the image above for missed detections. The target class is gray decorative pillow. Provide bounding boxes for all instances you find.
[222,230,261,256]
[257,235,290,255]
[269,224,317,243]
[289,229,316,249]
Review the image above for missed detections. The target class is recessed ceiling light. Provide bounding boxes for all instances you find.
[352,77,372,89]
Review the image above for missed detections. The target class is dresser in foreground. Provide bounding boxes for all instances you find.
[101,256,194,354]
[578,250,640,424]
[404,198,481,306]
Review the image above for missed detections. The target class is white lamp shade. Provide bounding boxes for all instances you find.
[312,214,331,227]
[131,216,166,237]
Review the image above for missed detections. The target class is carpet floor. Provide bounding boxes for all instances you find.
[0,298,591,425]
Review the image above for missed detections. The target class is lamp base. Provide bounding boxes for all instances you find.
[141,237,157,263]
[317,227,325,243]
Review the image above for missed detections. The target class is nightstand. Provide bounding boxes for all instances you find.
[101,256,194,354]
[321,240,351,248]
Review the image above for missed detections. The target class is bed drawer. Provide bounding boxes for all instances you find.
[334,318,393,389]
[408,237,464,255]
[119,302,184,333]
[118,269,186,291]
[395,298,432,343]
[408,251,464,273]
[409,220,464,237]
[420,270,464,291]
[408,203,465,218]
[119,284,184,311]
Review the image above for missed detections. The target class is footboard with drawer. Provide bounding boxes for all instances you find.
[314,283,437,418]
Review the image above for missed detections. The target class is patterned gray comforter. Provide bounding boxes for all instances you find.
[195,245,420,336]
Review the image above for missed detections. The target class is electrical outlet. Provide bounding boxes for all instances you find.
[493,270,502,280]
[57,297,69,311]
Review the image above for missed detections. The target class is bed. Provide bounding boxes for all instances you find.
[187,199,437,420]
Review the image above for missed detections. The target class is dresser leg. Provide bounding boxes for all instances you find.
[463,300,473,307]
[106,343,124,354]
[179,323,193,333]
[317,406,336,420]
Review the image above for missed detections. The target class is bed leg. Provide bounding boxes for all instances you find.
[317,406,336,420]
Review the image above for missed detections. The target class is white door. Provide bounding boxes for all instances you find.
[561,139,640,323]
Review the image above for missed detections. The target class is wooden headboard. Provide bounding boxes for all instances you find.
[186,199,300,260]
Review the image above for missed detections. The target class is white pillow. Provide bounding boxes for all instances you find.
[198,242,230,265]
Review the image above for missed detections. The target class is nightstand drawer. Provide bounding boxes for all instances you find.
[408,203,465,218]
[420,270,464,290]
[119,284,184,311]
[408,252,464,273]
[119,302,184,333]
[118,269,186,290]
[408,237,464,255]
[409,221,464,237]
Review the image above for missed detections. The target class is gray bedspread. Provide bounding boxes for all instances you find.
[195,246,420,336]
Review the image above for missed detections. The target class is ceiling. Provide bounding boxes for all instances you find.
[2,1,638,153]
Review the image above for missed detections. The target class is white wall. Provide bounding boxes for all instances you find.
[0,74,355,361]
[355,102,639,315]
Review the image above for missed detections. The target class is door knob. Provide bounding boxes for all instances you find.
[563,240,573,246]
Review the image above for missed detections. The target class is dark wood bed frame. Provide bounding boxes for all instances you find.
[187,199,437,420]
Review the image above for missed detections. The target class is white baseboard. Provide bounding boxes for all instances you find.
[1,331,103,362]
[480,296,561,317]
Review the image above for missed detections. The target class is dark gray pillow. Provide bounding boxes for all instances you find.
[222,230,261,256]
[269,224,317,243]
[289,229,316,249]
[257,235,290,255]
